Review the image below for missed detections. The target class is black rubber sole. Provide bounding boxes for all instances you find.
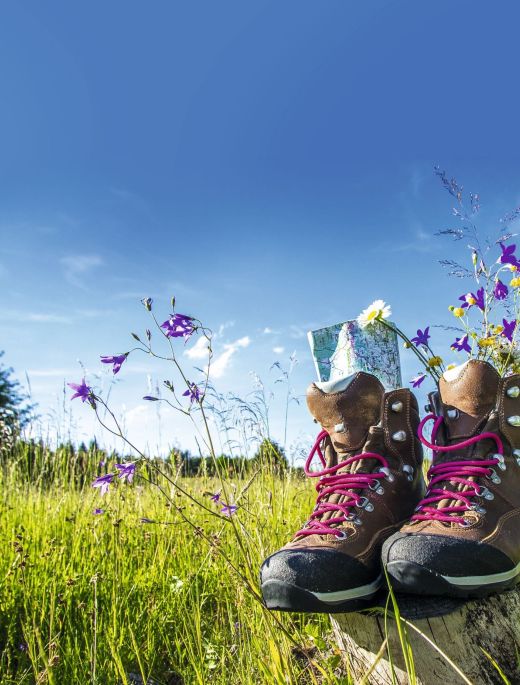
[386,560,520,599]
[260,578,381,614]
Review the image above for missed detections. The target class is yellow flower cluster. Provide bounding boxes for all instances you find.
[478,337,496,348]
[511,277,520,287]
[427,356,443,368]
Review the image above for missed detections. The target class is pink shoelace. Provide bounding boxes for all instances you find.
[295,430,389,538]
[413,413,504,525]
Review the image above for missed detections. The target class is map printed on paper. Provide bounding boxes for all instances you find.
[307,319,402,390]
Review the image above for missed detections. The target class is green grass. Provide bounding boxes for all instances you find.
[0,453,350,685]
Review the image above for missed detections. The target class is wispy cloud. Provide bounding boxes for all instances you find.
[385,224,433,253]
[273,346,285,354]
[1,310,73,324]
[60,254,103,288]
[210,336,251,379]
[1,308,113,325]
[289,325,307,339]
[184,336,210,360]
[26,368,78,378]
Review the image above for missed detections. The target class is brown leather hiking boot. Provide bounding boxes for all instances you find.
[383,359,520,598]
[260,371,425,613]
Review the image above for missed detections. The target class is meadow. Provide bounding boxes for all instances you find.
[0,440,350,685]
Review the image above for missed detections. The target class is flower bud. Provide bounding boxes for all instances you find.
[472,251,478,266]
[403,341,411,349]
[448,305,455,311]
[171,296,176,310]
[141,297,153,311]
[146,329,151,341]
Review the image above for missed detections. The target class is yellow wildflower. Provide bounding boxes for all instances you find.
[510,277,520,287]
[453,307,465,318]
[446,363,457,370]
[478,337,496,347]
[428,356,443,368]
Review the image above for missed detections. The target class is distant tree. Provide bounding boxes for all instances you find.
[0,351,34,449]
[252,438,288,473]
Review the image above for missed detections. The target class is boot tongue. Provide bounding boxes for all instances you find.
[439,360,499,443]
[306,372,384,471]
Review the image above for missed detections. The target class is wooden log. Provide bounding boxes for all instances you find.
[331,590,520,685]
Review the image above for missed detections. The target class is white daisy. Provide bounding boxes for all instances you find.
[357,299,392,328]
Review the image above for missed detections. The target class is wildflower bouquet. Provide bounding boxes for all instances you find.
[357,168,520,389]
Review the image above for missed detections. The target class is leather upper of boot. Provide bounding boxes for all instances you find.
[399,359,520,565]
[283,371,425,561]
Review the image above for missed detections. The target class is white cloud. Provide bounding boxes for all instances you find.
[263,327,273,334]
[273,346,285,355]
[216,321,235,337]
[184,336,210,360]
[60,254,103,288]
[210,336,251,379]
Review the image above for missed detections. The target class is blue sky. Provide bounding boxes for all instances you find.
[2,0,520,460]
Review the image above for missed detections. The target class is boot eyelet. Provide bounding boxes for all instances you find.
[478,486,494,501]
[507,385,520,398]
[357,497,374,512]
[335,530,348,540]
[486,469,501,485]
[369,481,384,495]
[494,454,507,471]
[469,504,486,515]
[513,449,520,466]
[447,408,459,420]
[403,464,414,481]
[345,513,362,525]
[459,518,473,527]
[378,467,395,482]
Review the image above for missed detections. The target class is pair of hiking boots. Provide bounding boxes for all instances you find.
[260,359,520,613]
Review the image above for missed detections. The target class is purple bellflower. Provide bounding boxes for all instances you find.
[115,462,136,484]
[499,243,520,270]
[459,287,485,311]
[92,473,114,496]
[100,353,128,374]
[221,504,238,516]
[502,318,517,342]
[160,313,195,339]
[210,492,221,503]
[494,279,508,300]
[68,379,95,407]
[411,327,430,349]
[410,373,426,388]
[451,334,472,353]
[183,383,202,403]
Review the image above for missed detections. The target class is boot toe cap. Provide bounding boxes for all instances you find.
[382,531,515,578]
[260,546,376,594]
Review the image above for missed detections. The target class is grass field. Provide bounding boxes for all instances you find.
[0,443,351,685]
